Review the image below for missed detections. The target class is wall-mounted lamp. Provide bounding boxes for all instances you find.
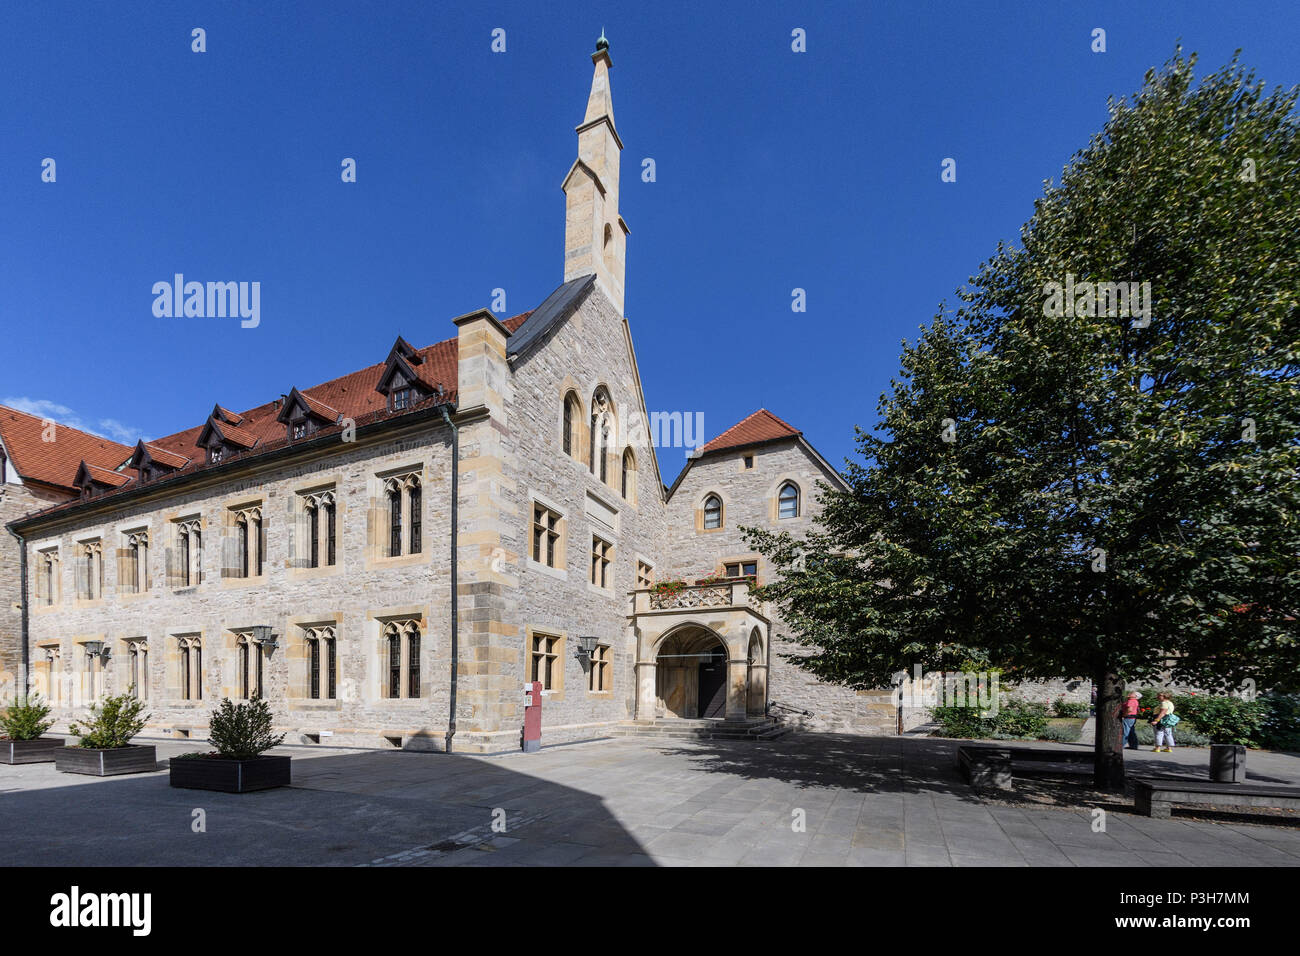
[83,641,104,658]
[575,636,599,660]
[252,625,277,649]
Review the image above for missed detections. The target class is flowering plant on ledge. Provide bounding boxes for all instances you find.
[650,580,689,597]
[696,574,757,589]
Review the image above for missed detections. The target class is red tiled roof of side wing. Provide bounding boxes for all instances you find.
[116,312,532,469]
[7,312,534,522]
[698,409,801,455]
[0,405,135,492]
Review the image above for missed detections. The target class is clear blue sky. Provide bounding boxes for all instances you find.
[1,1,1295,477]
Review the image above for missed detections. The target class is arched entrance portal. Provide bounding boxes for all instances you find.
[655,627,728,718]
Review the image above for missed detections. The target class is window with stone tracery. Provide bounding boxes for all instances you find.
[234,631,265,700]
[75,539,104,601]
[121,528,149,594]
[299,488,337,568]
[562,391,582,459]
[35,547,60,606]
[225,504,265,579]
[382,473,422,558]
[170,518,203,588]
[305,625,337,700]
[38,645,62,705]
[177,635,203,701]
[126,638,149,699]
[382,620,422,699]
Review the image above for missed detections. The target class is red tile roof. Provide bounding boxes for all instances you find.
[214,420,261,449]
[699,409,801,455]
[295,391,341,423]
[78,462,133,488]
[147,315,528,462]
[0,405,135,493]
[8,312,533,522]
[138,442,190,469]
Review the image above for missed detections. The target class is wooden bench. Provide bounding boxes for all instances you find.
[1132,777,1300,819]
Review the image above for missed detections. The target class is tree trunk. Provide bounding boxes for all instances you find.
[1093,665,1126,790]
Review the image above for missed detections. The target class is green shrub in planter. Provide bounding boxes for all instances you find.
[930,705,989,738]
[995,699,1051,738]
[1052,698,1090,718]
[68,693,149,749]
[204,698,285,759]
[1174,694,1266,746]
[931,698,1050,740]
[0,696,53,741]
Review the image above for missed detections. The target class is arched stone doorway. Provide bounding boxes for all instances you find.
[654,626,728,718]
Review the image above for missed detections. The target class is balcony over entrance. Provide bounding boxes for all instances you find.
[628,581,771,722]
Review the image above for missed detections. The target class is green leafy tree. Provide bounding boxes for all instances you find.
[204,698,285,759]
[746,51,1299,789]
[0,696,54,741]
[69,693,150,749]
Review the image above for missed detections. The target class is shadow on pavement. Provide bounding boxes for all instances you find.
[0,746,649,867]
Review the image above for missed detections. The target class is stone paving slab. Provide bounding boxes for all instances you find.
[1,732,1299,866]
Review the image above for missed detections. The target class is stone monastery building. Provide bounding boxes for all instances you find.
[1,37,898,752]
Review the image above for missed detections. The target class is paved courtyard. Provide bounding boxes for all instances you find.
[2,732,1299,866]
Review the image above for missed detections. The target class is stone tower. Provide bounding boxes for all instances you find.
[562,31,628,314]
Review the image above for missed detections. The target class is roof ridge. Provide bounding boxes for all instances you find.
[698,407,802,456]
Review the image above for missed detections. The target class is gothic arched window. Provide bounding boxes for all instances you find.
[703,494,723,530]
[621,448,636,502]
[778,482,800,519]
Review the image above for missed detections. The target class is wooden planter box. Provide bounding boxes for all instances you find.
[55,744,158,776]
[169,755,291,793]
[1,737,67,764]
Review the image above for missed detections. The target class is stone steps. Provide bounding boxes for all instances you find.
[607,717,792,742]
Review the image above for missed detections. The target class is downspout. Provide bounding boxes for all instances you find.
[439,404,459,753]
[7,526,29,704]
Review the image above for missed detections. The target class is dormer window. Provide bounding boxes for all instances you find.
[376,336,435,412]
[74,460,133,498]
[210,447,224,464]
[277,387,340,441]
[130,440,189,483]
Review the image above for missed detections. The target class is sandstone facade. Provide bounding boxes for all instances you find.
[3,36,1110,752]
[1,483,68,699]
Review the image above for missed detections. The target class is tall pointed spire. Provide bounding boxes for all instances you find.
[584,33,615,126]
[561,33,628,314]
